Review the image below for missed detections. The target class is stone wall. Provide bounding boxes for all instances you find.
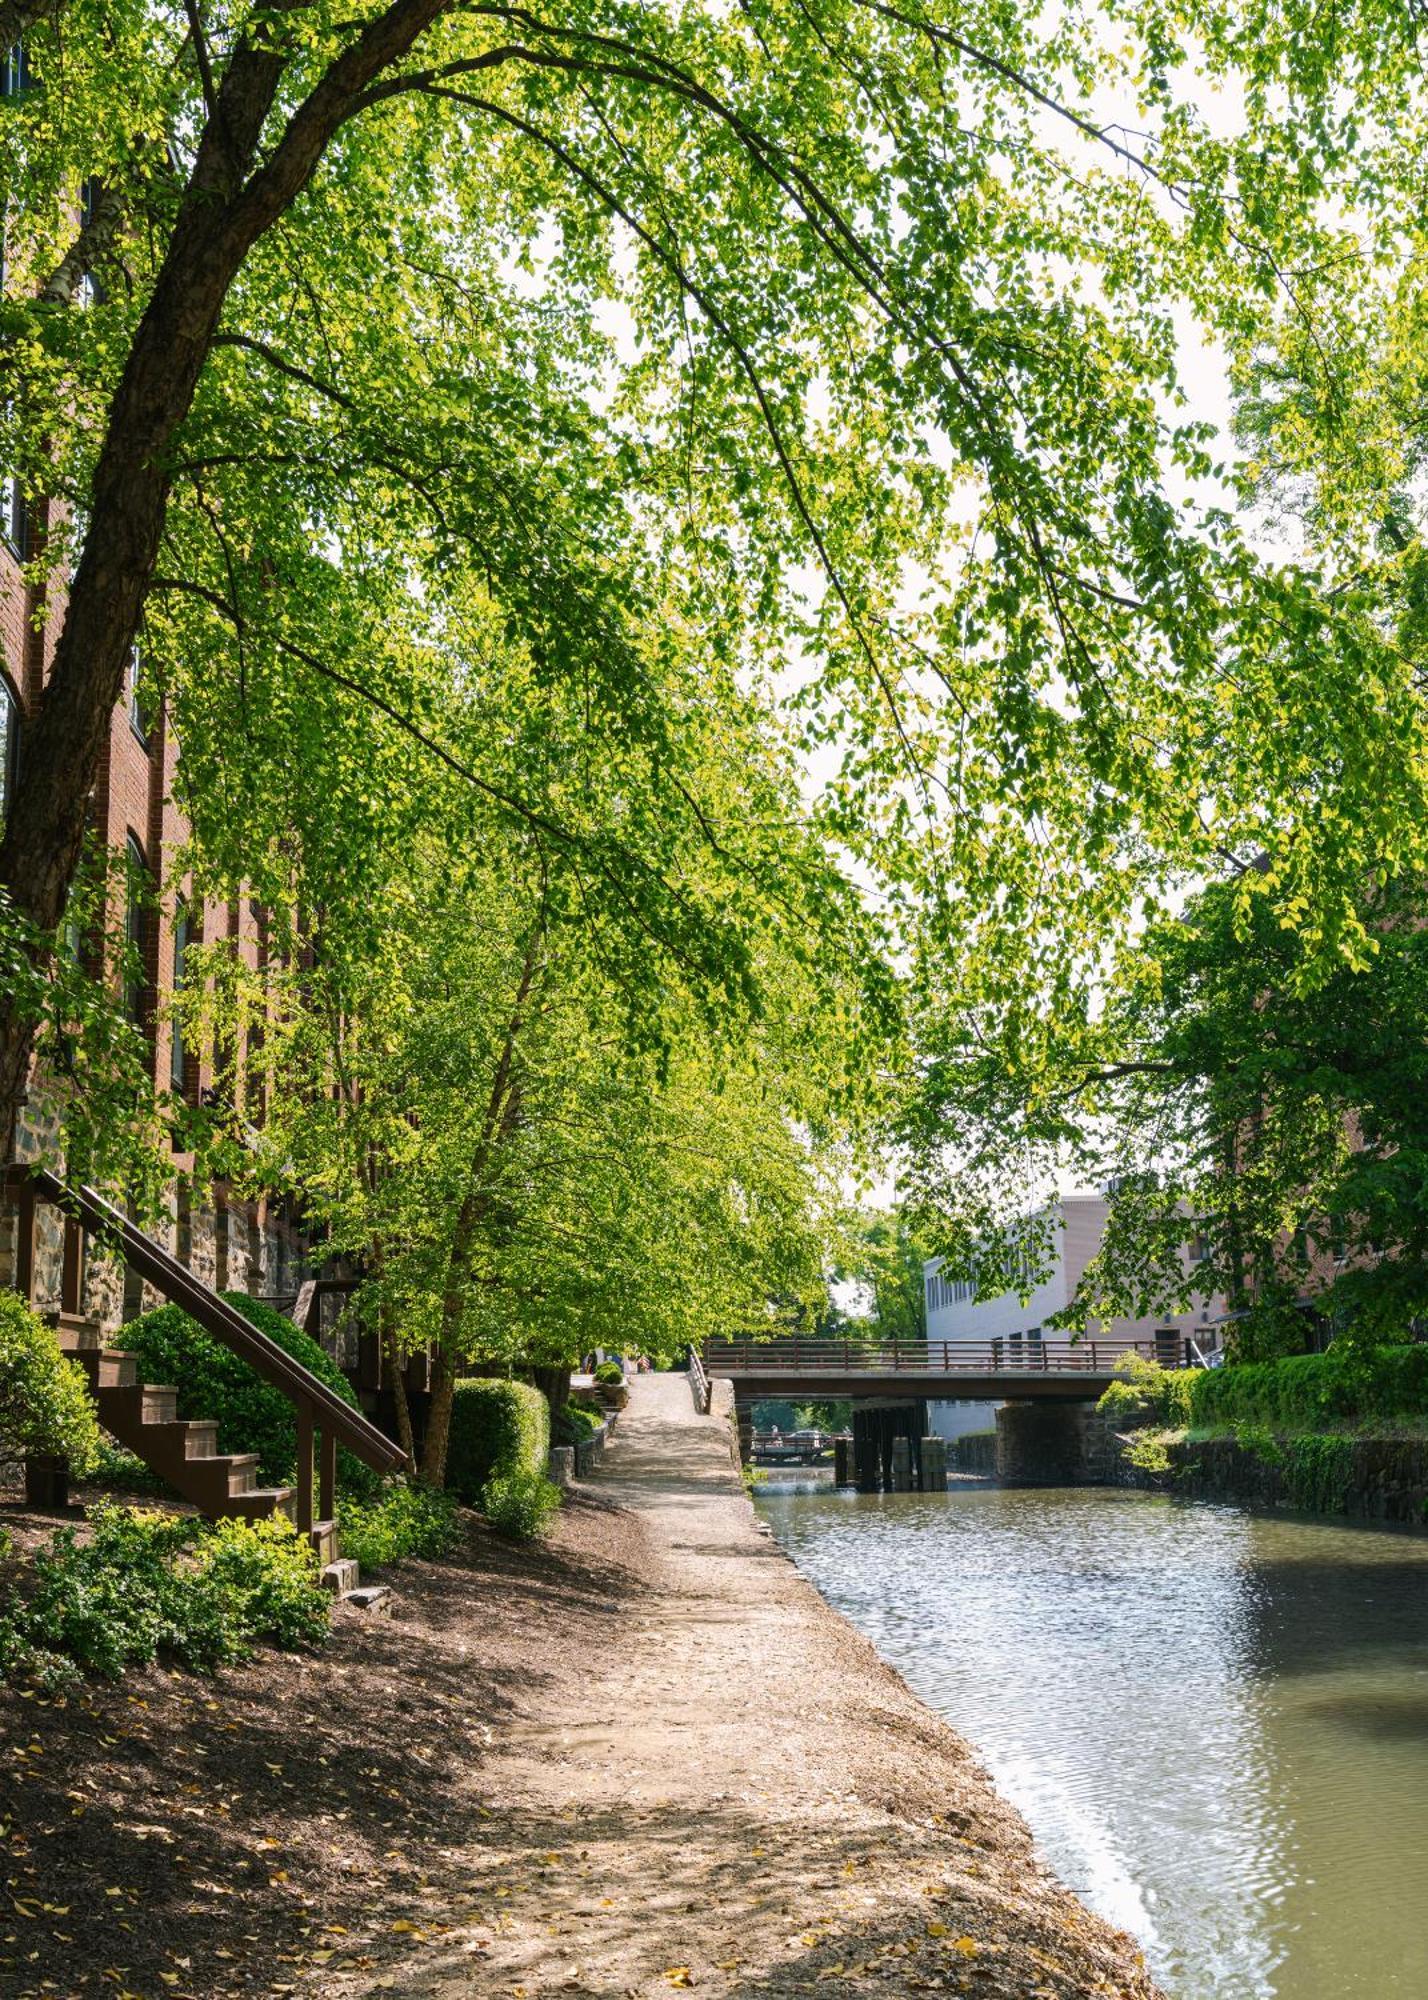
[994,1400,1098,1484]
[3,1085,318,1338]
[1168,1433,1428,1528]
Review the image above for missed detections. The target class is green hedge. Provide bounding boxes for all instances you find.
[114,1294,376,1492]
[446,1378,550,1504]
[553,1401,603,1446]
[1189,1344,1428,1431]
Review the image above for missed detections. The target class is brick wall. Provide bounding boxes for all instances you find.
[1,482,319,1334]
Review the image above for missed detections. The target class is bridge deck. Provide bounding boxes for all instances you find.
[703,1335,1165,1402]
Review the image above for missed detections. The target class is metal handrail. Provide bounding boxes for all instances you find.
[9,1166,406,1484]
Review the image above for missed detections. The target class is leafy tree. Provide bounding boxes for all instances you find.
[851,1209,930,1342]
[4,0,1424,1188]
[907,874,1428,1357]
[176,604,866,1481]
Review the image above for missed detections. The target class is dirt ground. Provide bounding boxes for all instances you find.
[0,1375,1163,2000]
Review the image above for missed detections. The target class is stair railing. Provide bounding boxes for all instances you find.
[5,1166,407,1535]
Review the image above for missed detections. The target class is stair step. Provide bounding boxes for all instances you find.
[224,1486,297,1522]
[343,1584,393,1618]
[95,1381,183,1426]
[309,1518,340,1565]
[138,1418,219,1463]
[322,1557,360,1595]
[54,1313,105,1352]
[183,1452,261,1499]
[75,1349,139,1389]
[141,1386,179,1425]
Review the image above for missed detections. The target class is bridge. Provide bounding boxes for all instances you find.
[702,1334,1172,1404]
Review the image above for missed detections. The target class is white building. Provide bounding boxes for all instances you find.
[923,1194,1222,1438]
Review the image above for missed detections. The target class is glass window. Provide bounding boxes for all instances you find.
[0,676,16,824]
[1,474,25,557]
[124,836,150,1025]
[1,43,32,97]
[126,643,150,742]
[171,900,191,1090]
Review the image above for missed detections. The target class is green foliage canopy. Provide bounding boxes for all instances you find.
[6,0,1428,1196]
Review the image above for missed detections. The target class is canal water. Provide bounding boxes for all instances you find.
[756,1484,1428,1999]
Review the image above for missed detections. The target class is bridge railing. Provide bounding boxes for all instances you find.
[687,1343,711,1414]
[703,1335,1163,1376]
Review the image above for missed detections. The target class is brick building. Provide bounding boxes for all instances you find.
[0,484,315,1331]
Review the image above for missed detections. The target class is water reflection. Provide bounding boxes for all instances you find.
[757,1486,1428,2000]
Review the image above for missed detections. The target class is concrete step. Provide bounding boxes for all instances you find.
[322,1557,360,1595]
[343,1584,393,1617]
[54,1313,105,1352]
[96,1381,181,1427]
[309,1518,339,1565]
[183,1452,262,1500]
[137,1418,219,1462]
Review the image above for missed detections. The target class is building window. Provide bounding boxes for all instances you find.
[0,675,16,825]
[1,473,25,558]
[76,179,106,307]
[926,1267,976,1314]
[170,899,195,1092]
[1,42,32,96]
[123,835,151,1027]
[126,643,150,744]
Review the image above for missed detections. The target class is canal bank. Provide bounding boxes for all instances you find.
[363,1369,1161,2000]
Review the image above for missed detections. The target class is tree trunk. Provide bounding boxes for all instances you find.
[419,1339,457,1485]
[382,1308,415,1469]
[418,936,542,1485]
[528,1364,572,1419]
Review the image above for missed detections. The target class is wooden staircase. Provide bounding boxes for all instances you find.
[7,1166,406,1561]
[53,1311,300,1527]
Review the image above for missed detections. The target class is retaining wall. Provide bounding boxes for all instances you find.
[1167,1433,1428,1528]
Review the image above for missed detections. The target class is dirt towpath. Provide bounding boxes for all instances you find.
[335,1372,1163,2000]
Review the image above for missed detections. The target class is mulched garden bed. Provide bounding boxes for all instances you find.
[0,1487,640,1998]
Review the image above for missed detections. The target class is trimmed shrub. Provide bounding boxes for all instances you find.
[114,1293,377,1493]
[336,1483,459,1569]
[481,1468,562,1541]
[0,1291,101,1476]
[593,1361,624,1386]
[1190,1343,1428,1432]
[0,1503,329,1685]
[446,1378,551,1504]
